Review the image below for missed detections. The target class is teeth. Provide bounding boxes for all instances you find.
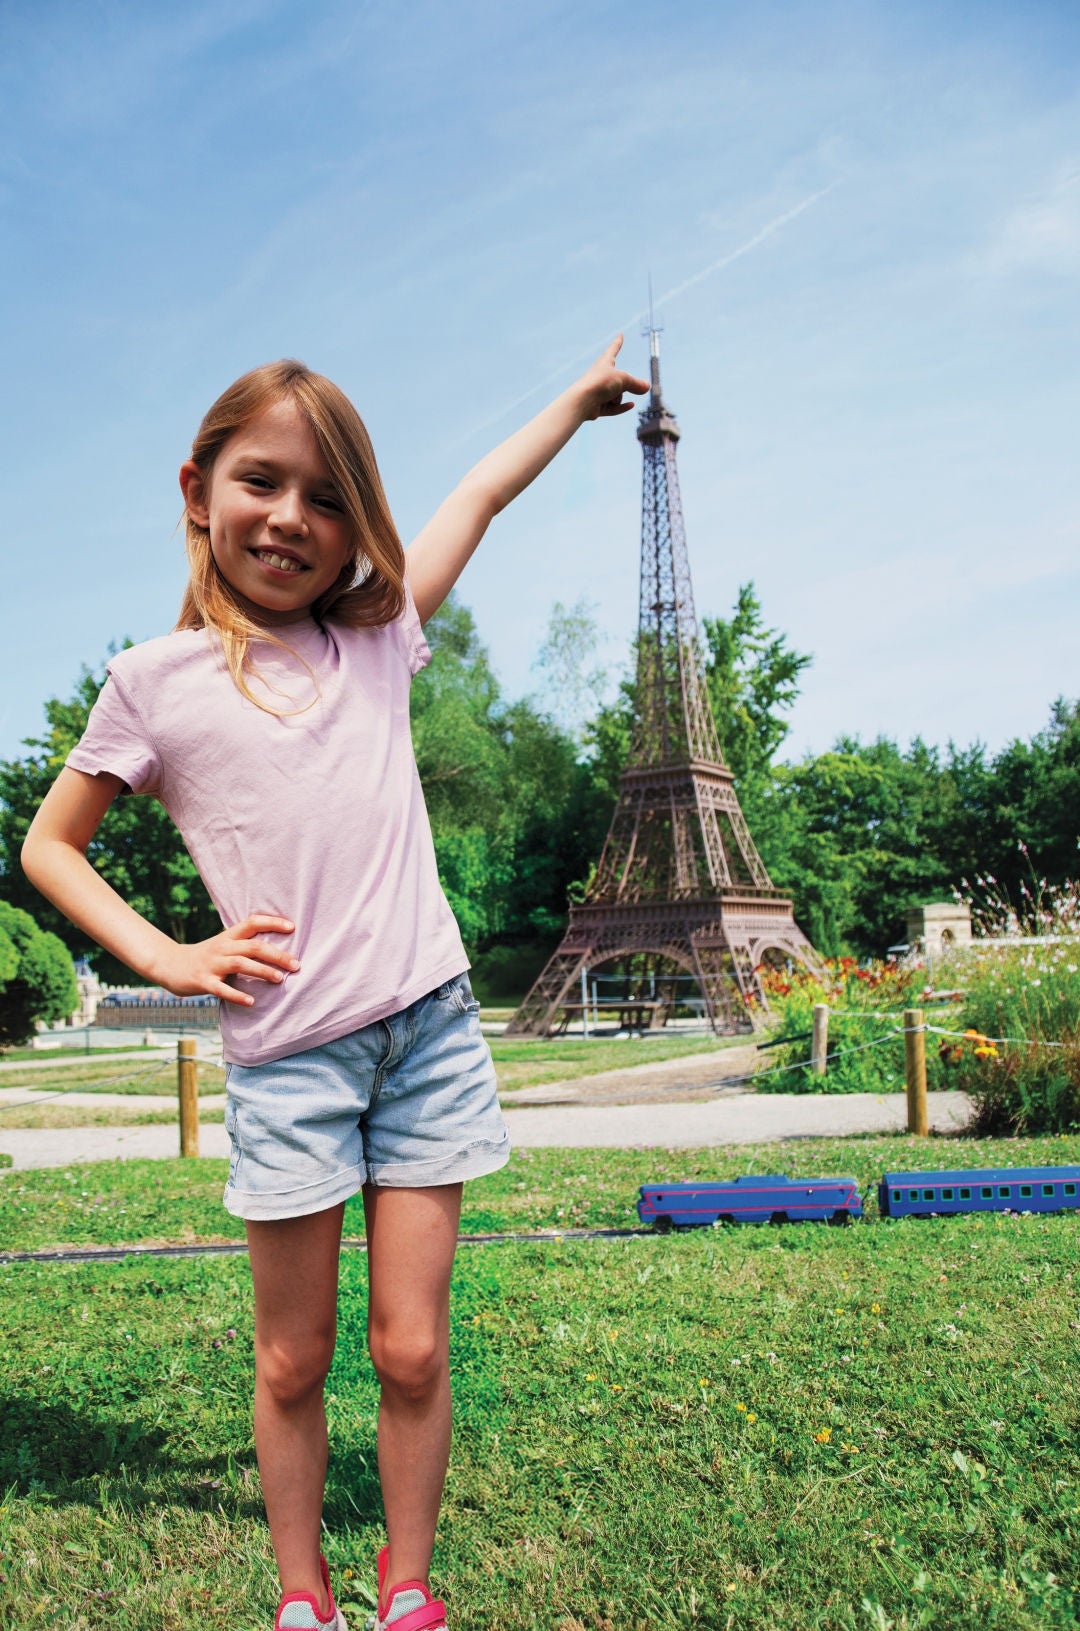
[257,550,304,574]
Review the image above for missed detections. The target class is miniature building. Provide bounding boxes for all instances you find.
[904,902,972,957]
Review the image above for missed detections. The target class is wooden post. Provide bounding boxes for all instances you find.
[811,1004,829,1076]
[178,1037,199,1157]
[903,1007,928,1135]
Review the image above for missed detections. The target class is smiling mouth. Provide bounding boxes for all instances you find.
[253,549,308,575]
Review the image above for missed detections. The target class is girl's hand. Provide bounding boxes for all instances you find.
[574,336,650,421]
[155,915,300,1006]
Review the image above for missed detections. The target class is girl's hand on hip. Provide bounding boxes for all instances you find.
[156,916,300,1005]
[574,336,649,421]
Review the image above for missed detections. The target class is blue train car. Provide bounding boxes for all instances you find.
[879,1166,1080,1219]
[638,1175,862,1231]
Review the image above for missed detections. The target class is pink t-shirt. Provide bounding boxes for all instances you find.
[66,592,468,1065]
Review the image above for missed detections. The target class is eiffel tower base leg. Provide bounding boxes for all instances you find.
[503,944,595,1037]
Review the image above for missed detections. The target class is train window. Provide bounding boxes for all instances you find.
[960,1188,971,1199]
[1020,1185,1032,1198]
[998,1186,1011,1198]
[892,1190,902,1202]
[909,1190,919,1202]
[942,1188,954,1200]
[923,1189,935,1201]
[1066,1184,1077,1196]
[1042,1184,1055,1196]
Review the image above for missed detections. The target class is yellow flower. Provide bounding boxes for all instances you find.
[871,1303,881,1314]
[585,1373,597,1382]
[746,1413,757,1424]
[611,1384,623,1393]
[608,1329,619,1340]
[814,1428,832,1443]
[735,1402,747,1412]
[700,1378,711,1387]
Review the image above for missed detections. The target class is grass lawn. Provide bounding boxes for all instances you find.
[2,1136,1080,1628]
[0,1045,159,1064]
[0,1035,736,1129]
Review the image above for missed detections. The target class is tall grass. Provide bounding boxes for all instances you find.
[942,943,1080,1134]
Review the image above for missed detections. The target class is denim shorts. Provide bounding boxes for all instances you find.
[222,972,510,1221]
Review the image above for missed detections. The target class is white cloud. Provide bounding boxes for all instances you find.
[987,159,1080,275]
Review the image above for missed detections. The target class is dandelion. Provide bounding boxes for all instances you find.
[814,1428,832,1443]
[735,1402,747,1412]
[871,1303,881,1314]
[585,1373,597,1382]
[746,1413,757,1424]
[612,1384,623,1393]
[700,1378,711,1387]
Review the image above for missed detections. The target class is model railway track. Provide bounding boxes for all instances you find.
[0,1226,649,1267]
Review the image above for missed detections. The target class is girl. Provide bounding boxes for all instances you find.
[22,340,647,1631]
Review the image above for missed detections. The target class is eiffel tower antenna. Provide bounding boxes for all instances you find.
[507,320,818,1037]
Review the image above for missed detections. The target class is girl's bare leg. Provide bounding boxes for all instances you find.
[247,1202,345,1615]
[363,1182,462,1598]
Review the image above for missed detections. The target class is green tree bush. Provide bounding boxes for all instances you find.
[0,901,78,1046]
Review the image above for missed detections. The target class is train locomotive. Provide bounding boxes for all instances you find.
[637,1174,863,1230]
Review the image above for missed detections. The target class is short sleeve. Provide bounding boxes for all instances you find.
[66,667,163,797]
[401,577,431,677]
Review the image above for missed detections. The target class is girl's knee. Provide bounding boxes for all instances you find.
[256,1327,336,1409]
[369,1326,446,1400]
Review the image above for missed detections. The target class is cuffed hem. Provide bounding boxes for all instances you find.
[222,1162,365,1222]
[367,1129,511,1189]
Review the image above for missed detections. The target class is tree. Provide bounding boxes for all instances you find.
[701,583,813,790]
[0,655,219,980]
[532,597,611,745]
[0,901,78,1046]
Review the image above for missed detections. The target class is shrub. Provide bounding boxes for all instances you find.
[0,901,79,1048]
[756,956,939,1095]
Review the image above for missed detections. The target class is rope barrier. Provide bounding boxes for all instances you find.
[0,1055,221,1116]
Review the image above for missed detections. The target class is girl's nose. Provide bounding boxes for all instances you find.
[268,489,309,536]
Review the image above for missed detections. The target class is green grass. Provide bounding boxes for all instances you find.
[0,1045,158,1063]
[0,1035,730,1109]
[1,1172,1078,1628]
[488,1033,737,1095]
[0,1059,196,1095]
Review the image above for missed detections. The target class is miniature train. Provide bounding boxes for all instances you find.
[637,1175,863,1230]
[638,1166,1080,1230]
[879,1165,1080,1218]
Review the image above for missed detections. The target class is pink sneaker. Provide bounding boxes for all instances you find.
[274,1553,348,1630]
[371,1544,448,1631]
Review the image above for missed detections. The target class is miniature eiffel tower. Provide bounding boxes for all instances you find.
[506,323,817,1036]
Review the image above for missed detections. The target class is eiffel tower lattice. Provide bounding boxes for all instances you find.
[506,325,818,1037]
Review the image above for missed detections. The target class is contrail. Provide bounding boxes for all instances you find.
[450,182,837,449]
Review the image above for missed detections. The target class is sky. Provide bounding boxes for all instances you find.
[2,0,1078,765]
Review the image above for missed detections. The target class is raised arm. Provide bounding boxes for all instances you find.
[406,336,648,623]
[22,768,299,1005]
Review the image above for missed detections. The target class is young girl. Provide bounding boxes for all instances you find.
[22,340,647,1630]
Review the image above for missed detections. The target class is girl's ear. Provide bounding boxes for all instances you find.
[179,460,210,528]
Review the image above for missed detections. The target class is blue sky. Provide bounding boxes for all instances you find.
[2,0,1078,764]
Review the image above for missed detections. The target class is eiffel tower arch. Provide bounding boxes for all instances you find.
[507,325,818,1037]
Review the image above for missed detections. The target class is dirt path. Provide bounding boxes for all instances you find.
[499,1045,762,1106]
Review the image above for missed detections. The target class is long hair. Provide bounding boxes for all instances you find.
[176,359,405,712]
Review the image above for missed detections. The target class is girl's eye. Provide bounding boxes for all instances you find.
[315,496,344,513]
[243,475,274,490]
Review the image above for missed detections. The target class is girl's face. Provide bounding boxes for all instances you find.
[180,397,354,625]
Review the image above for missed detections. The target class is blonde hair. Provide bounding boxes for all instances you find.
[176,359,405,711]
